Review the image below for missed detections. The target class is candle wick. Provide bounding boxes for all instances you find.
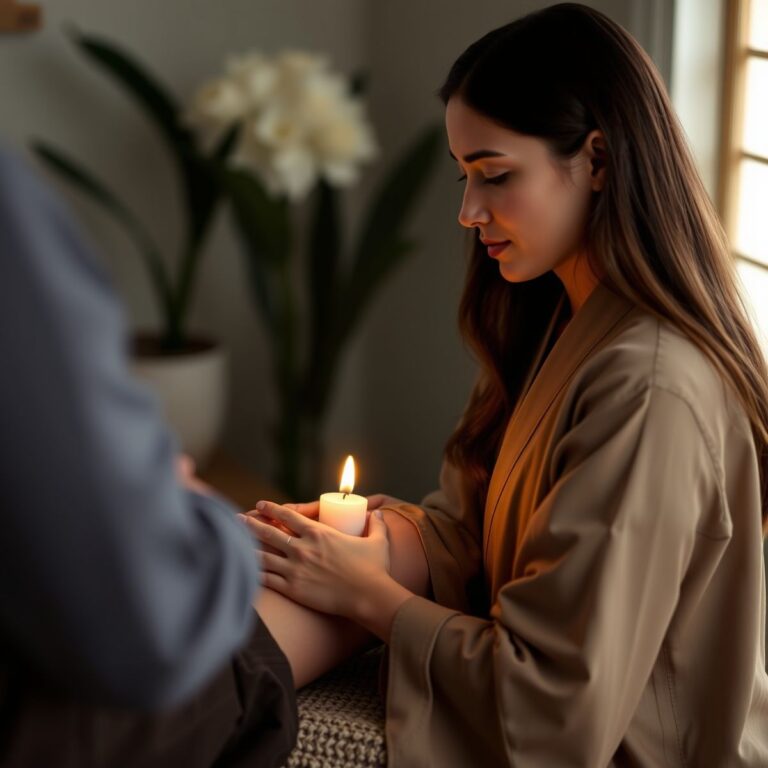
[343,492,348,500]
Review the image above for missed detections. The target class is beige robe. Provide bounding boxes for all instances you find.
[382,283,768,767]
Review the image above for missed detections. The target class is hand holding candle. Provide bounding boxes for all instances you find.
[242,454,412,633]
[319,455,368,535]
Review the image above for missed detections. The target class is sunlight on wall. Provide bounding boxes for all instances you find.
[738,260,768,354]
[736,161,768,262]
[743,57,768,156]
[738,1,768,353]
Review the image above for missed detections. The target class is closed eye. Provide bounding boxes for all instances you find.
[485,172,510,185]
[455,172,511,185]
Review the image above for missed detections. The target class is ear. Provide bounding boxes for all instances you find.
[584,129,607,192]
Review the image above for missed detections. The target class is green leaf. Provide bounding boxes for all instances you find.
[69,28,191,162]
[221,168,291,329]
[211,124,240,164]
[306,236,416,420]
[222,168,291,265]
[306,181,340,365]
[336,123,441,339]
[350,70,369,97]
[299,126,441,416]
[31,140,174,321]
[69,29,219,249]
[221,171,299,414]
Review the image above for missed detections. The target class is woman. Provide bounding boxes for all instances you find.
[244,4,768,766]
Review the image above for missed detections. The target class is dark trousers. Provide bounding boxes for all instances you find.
[0,615,297,768]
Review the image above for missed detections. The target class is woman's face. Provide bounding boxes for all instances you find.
[445,96,603,286]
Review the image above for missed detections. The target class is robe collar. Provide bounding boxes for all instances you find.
[483,282,636,556]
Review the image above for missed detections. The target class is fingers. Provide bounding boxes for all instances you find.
[239,514,297,554]
[254,539,283,557]
[246,512,292,537]
[177,454,195,478]
[244,500,319,523]
[261,571,288,593]
[367,508,389,541]
[261,551,291,575]
[253,500,314,535]
[283,501,320,520]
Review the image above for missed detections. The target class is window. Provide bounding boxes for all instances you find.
[719,0,768,348]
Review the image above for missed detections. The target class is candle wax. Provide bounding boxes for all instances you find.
[319,492,368,536]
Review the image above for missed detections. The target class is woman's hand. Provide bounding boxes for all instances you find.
[176,453,216,496]
[276,493,406,523]
[254,494,406,547]
[241,501,394,620]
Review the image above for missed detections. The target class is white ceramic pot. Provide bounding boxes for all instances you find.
[130,335,227,469]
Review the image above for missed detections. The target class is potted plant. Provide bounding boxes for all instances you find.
[32,29,237,466]
[36,32,441,498]
[186,50,441,499]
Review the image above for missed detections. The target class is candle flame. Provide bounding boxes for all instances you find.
[339,455,356,494]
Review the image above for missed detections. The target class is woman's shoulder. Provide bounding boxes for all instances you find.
[580,306,750,438]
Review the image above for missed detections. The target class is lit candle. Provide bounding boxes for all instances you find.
[319,455,368,535]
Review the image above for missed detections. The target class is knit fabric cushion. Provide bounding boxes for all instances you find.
[282,647,386,768]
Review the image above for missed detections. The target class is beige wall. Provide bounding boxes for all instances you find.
[0,0,674,501]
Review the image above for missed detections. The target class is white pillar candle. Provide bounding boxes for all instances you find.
[319,455,368,536]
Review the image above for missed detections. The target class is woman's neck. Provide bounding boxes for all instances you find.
[553,249,601,315]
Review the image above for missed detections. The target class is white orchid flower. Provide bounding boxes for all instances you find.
[183,78,247,148]
[297,73,348,128]
[253,106,306,149]
[189,48,377,200]
[225,53,278,108]
[271,145,318,200]
[314,112,378,163]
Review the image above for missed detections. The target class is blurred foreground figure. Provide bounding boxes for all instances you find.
[0,147,296,768]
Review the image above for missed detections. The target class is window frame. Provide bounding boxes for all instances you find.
[718,0,768,271]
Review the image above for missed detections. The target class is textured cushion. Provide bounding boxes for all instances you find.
[282,647,386,768]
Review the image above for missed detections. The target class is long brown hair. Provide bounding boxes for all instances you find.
[440,3,768,532]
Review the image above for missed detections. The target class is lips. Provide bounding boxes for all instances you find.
[483,240,510,258]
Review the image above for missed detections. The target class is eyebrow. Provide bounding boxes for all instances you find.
[448,149,507,163]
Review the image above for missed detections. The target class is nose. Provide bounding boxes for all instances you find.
[457,185,491,229]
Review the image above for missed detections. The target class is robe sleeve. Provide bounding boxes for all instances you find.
[381,456,484,613]
[384,383,724,767]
